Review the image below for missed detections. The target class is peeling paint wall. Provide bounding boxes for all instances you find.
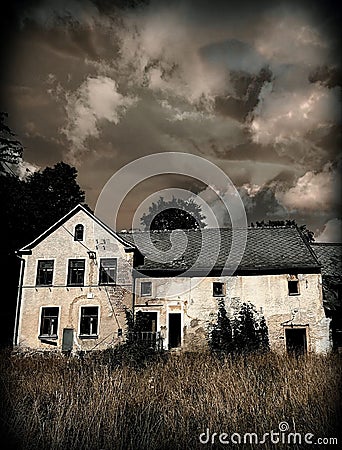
[17,210,133,351]
[134,273,331,353]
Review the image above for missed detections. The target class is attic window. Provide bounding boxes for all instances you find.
[74,224,84,241]
[213,282,225,297]
[288,274,300,295]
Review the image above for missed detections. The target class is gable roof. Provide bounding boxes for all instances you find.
[119,227,320,275]
[311,243,342,278]
[18,204,135,253]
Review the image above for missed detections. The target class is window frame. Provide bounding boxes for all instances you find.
[140,281,152,297]
[38,306,60,339]
[35,259,54,286]
[288,274,300,296]
[74,224,84,241]
[67,259,86,286]
[99,258,117,285]
[79,305,99,338]
[213,281,225,297]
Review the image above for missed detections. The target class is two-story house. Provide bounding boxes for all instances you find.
[14,204,331,354]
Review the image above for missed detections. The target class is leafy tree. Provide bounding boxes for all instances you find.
[209,298,233,354]
[208,301,269,356]
[0,112,23,167]
[140,196,206,231]
[232,302,260,354]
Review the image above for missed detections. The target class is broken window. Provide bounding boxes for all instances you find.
[74,224,84,241]
[36,260,54,286]
[40,307,59,338]
[67,259,85,286]
[141,281,152,296]
[80,306,99,337]
[288,275,300,295]
[99,258,117,285]
[213,282,225,297]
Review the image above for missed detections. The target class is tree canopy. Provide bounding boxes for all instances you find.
[251,219,315,242]
[140,196,206,231]
[0,112,23,168]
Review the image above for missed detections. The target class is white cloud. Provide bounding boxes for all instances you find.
[277,163,340,212]
[62,76,137,159]
[315,218,342,243]
[250,81,341,147]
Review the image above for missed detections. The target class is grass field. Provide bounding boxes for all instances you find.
[0,350,341,449]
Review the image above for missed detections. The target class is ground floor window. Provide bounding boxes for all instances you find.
[79,306,99,337]
[39,307,59,338]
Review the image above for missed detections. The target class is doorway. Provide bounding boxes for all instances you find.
[285,328,307,355]
[168,313,182,349]
[138,311,157,332]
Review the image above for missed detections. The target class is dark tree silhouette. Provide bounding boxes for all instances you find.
[251,219,315,242]
[208,301,269,356]
[0,112,23,167]
[141,196,206,231]
[209,298,233,354]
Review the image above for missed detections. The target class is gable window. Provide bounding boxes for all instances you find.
[39,307,59,338]
[141,281,152,296]
[288,275,300,295]
[67,259,85,286]
[36,260,54,286]
[74,224,84,241]
[213,282,225,297]
[99,258,117,285]
[79,306,99,337]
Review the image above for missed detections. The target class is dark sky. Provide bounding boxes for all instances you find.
[1,0,341,239]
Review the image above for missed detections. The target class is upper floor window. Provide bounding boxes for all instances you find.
[36,260,54,286]
[79,306,99,337]
[74,224,84,241]
[288,274,300,295]
[39,307,59,338]
[67,259,85,286]
[141,281,152,296]
[99,258,117,285]
[213,282,225,297]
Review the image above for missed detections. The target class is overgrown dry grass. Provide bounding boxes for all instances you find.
[0,350,341,449]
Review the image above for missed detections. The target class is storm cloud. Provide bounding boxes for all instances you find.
[1,0,341,237]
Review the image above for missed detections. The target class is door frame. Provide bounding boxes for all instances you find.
[166,303,183,349]
[284,325,309,354]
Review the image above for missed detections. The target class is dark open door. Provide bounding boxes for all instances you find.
[285,328,307,355]
[168,313,182,349]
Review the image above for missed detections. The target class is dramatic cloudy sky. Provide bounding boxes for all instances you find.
[1,0,341,240]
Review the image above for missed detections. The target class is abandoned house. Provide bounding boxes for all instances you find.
[13,203,337,354]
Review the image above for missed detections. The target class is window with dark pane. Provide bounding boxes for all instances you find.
[40,307,59,337]
[80,306,99,336]
[213,282,225,297]
[36,260,54,286]
[99,258,117,285]
[288,275,300,295]
[141,281,152,296]
[67,259,85,286]
[74,224,84,241]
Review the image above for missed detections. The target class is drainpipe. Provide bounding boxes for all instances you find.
[13,252,25,347]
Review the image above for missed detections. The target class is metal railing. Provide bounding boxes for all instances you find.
[126,331,164,351]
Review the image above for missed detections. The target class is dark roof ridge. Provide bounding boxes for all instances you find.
[311,242,342,246]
